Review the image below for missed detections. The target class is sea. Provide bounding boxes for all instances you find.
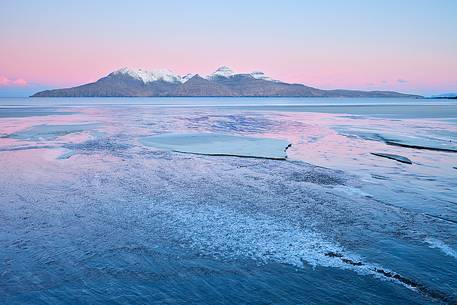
[0,97,456,304]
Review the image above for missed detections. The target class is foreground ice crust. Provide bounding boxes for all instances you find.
[1,108,457,303]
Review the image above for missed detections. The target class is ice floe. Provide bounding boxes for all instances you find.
[381,134,457,152]
[141,133,291,159]
[371,152,412,164]
[337,127,457,152]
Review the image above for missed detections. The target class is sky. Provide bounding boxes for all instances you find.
[1,0,456,96]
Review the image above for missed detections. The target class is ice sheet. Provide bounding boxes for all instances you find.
[1,98,457,304]
[141,133,291,159]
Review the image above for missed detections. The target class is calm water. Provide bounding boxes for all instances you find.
[1,97,456,304]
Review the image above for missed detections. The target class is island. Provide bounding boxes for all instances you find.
[32,67,422,98]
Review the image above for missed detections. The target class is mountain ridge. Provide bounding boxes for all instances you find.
[32,67,422,98]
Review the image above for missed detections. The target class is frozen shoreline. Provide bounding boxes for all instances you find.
[1,98,456,304]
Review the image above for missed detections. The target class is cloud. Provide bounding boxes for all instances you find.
[397,78,408,83]
[0,75,28,87]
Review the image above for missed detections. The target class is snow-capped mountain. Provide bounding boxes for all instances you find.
[249,71,277,82]
[205,66,277,82]
[111,68,183,83]
[32,66,422,98]
[181,73,196,83]
[110,66,278,84]
[206,66,236,79]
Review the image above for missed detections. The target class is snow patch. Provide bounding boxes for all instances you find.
[250,71,277,82]
[112,68,183,83]
[206,66,277,81]
[181,73,195,83]
[207,66,236,79]
[113,66,278,83]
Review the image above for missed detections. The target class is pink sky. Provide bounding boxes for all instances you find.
[1,1,456,95]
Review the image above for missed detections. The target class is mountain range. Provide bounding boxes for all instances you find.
[32,66,421,98]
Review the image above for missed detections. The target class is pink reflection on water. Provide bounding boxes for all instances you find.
[1,105,456,218]
[253,111,457,179]
[0,109,98,147]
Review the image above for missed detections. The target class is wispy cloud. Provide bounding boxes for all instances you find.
[397,78,408,83]
[0,75,28,87]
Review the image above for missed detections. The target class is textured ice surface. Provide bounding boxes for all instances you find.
[1,99,457,304]
[425,238,457,260]
[2,147,454,303]
[141,133,290,159]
